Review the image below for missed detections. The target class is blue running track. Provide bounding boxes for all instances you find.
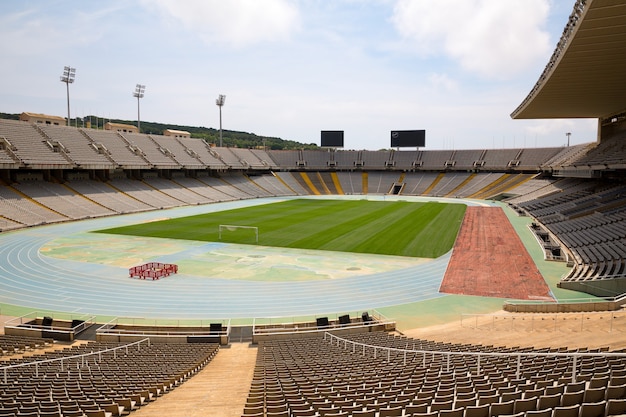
[0,196,494,319]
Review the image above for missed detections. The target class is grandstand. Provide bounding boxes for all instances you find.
[0,0,626,416]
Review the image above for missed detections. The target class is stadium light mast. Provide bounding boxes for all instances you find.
[566,132,571,147]
[216,94,226,147]
[60,66,76,126]
[134,84,146,132]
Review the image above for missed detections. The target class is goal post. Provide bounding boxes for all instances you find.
[218,225,259,244]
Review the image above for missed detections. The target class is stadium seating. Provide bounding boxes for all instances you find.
[83,128,151,168]
[38,124,113,168]
[0,340,219,417]
[121,133,179,168]
[149,133,205,169]
[245,331,626,417]
[0,115,625,312]
[177,138,228,168]
[509,179,626,286]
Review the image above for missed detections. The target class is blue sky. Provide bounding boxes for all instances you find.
[0,0,596,150]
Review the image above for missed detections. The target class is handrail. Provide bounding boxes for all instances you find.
[324,332,626,384]
[504,297,608,305]
[254,320,395,336]
[461,310,626,332]
[252,310,392,336]
[96,317,231,342]
[0,337,151,384]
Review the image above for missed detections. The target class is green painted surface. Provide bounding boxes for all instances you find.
[97,199,466,258]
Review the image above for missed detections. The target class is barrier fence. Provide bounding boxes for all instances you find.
[324,332,626,384]
[460,310,626,332]
[0,338,151,384]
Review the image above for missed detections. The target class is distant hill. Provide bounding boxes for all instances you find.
[0,112,319,150]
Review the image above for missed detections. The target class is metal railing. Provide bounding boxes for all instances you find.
[252,310,393,336]
[0,338,151,384]
[461,310,626,333]
[324,332,626,384]
[4,311,96,334]
[97,317,231,338]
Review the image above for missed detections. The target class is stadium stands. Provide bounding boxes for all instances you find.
[148,134,205,169]
[392,150,420,169]
[1,115,624,302]
[361,150,391,169]
[0,334,53,356]
[38,124,113,169]
[0,119,73,168]
[216,147,248,169]
[508,178,626,293]
[108,176,184,209]
[336,171,364,194]
[0,182,68,226]
[419,150,454,170]
[83,128,151,169]
[2,1,626,415]
[247,331,626,417]
[178,138,228,169]
[274,171,313,195]
[362,172,400,194]
[0,339,219,417]
[267,150,301,168]
[12,181,115,220]
[1,115,624,296]
[121,133,179,169]
[142,176,214,205]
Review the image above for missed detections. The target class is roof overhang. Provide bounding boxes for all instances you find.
[511,0,626,120]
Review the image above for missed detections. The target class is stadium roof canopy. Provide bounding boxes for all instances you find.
[511,0,626,120]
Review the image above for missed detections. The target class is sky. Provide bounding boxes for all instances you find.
[0,0,597,150]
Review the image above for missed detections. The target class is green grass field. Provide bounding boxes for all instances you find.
[97,199,466,258]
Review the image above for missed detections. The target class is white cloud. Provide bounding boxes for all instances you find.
[428,73,458,92]
[141,0,301,47]
[391,0,551,79]
[523,119,596,145]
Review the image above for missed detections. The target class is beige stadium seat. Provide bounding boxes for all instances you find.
[464,404,490,417]
[578,401,606,417]
[552,404,580,417]
[525,409,552,417]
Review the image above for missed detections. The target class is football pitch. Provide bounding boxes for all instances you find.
[97,199,466,258]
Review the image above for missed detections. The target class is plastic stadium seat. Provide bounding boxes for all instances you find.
[578,401,606,417]
[513,397,538,414]
[606,384,626,400]
[464,404,490,417]
[561,390,584,407]
[490,400,514,417]
[584,387,606,403]
[552,404,580,417]
[606,398,626,416]
[537,393,561,410]
[439,408,464,417]
[525,409,552,417]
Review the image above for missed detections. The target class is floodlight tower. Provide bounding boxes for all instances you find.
[216,94,226,147]
[60,66,76,126]
[566,132,571,147]
[134,84,146,132]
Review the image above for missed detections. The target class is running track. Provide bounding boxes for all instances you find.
[0,196,495,319]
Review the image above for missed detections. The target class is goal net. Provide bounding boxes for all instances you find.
[218,225,259,244]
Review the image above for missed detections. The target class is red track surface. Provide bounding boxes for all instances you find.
[440,206,553,300]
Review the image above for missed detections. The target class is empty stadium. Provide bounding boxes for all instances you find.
[1,1,626,416]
